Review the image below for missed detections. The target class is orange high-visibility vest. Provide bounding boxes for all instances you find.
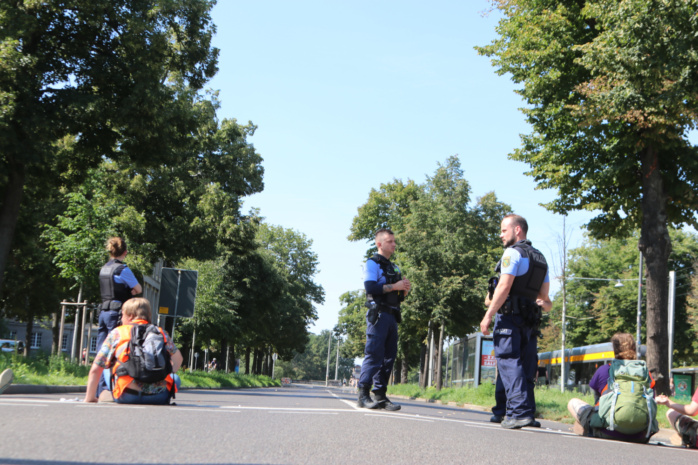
[110,320,176,399]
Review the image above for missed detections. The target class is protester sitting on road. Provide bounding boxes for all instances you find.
[84,298,183,405]
[0,368,13,394]
[656,387,698,449]
[567,333,658,443]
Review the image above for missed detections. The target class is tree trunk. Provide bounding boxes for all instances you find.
[51,312,59,355]
[24,314,34,357]
[436,323,444,390]
[400,340,409,384]
[0,162,26,293]
[639,145,671,395]
[244,347,251,374]
[418,340,428,389]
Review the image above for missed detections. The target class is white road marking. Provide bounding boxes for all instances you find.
[0,402,47,407]
[268,411,339,415]
[365,413,434,422]
[173,408,240,413]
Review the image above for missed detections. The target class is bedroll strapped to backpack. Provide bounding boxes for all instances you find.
[592,359,659,437]
[115,324,173,384]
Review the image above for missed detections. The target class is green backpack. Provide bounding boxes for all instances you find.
[591,359,659,437]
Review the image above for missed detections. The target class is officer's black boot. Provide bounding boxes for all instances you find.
[357,385,378,409]
[374,390,401,411]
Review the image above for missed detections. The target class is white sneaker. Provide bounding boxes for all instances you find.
[0,368,14,395]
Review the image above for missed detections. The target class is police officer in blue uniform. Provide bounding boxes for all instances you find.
[357,228,411,411]
[480,214,551,429]
[96,237,142,397]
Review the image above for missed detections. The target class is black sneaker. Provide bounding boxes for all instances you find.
[490,415,504,423]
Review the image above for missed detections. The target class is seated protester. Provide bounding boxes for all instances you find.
[567,333,658,443]
[589,361,611,405]
[656,387,698,449]
[84,298,183,405]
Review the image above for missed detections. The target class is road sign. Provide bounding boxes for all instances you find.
[158,268,198,318]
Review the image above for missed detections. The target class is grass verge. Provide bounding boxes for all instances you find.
[0,353,279,389]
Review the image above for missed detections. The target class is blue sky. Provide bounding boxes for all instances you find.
[207,1,595,334]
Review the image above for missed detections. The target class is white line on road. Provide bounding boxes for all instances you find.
[268,411,339,415]
[172,408,241,413]
[0,402,47,407]
[365,413,434,422]
[220,406,356,412]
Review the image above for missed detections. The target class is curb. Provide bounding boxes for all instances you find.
[5,384,86,395]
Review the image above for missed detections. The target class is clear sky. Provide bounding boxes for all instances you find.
[207,1,595,334]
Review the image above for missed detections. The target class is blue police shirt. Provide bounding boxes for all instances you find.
[363,259,386,295]
[113,266,139,295]
[500,247,550,283]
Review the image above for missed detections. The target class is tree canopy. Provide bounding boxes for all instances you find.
[0,0,219,292]
[345,156,510,387]
[478,0,698,393]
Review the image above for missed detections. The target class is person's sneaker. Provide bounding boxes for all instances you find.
[501,417,540,429]
[490,414,504,423]
[0,368,14,395]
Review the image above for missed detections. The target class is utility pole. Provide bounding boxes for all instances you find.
[325,331,332,387]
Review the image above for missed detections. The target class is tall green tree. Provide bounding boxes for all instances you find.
[478,0,698,393]
[348,156,510,387]
[0,0,219,292]
[540,229,698,368]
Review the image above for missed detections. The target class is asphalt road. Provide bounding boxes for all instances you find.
[0,384,694,465]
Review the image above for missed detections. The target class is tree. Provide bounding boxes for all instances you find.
[0,0,219,292]
[478,0,698,393]
[540,229,698,368]
[348,156,510,387]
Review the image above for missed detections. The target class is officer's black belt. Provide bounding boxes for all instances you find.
[379,307,399,316]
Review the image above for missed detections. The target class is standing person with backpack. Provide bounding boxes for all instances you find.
[568,333,659,443]
[95,237,142,398]
[84,298,183,405]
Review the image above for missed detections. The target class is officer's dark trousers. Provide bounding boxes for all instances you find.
[359,311,398,393]
[493,313,537,419]
[492,372,507,417]
[95,309,120,397]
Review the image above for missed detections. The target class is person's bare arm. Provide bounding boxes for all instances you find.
[84,364,104,403]
[480,274,515,335]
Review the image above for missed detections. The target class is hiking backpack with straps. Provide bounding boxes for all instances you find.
[115,324,173,383]
[591,359,659,437]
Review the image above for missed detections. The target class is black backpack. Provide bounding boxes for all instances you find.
[115,324,173,383]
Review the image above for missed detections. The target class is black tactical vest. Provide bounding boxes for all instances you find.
[99,259,132,311]
[507,240,548,301]
[368,254,403,309]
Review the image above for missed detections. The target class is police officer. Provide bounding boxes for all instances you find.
[96,237,142,397]
[357,228,411,411]
[480,214,551,429]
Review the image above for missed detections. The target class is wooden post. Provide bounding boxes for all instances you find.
[79,302,87,365]
[57,305,66,357]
